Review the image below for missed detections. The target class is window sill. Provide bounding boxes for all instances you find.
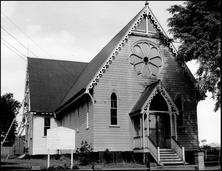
[109,125,120,128]
[42,136,47,138]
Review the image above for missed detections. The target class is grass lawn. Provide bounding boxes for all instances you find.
[1,155,146,170]
[1,155,220,170]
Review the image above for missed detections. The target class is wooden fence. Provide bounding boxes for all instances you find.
[1,146,14,156]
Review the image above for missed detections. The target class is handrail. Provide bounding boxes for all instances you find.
[171,137,185,162]
[147,135,157,148]
[172,136,182,148]
[148,136,160,164]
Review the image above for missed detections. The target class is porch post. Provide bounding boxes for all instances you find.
[146,111,149,137]
[174,114,177,139]
[170,113,173,137]
[142,113,145,149]
[169,113,173,148]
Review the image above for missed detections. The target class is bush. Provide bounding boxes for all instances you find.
[76,140,94,165]
[104,148,112,163]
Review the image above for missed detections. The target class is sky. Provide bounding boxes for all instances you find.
[1,1,220,145]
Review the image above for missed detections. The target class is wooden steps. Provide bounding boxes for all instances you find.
[159,148,187,165]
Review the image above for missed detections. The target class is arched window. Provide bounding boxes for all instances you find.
[175,95,183,127]
[110,92,117,125]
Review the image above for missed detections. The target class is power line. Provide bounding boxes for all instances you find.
[1,41,27,61]
[1,37,27,60]
[1,12,52,59]
[2,39,73,90]
[1,12,88,110]
[1,12,87,89]
[1,26,38,58]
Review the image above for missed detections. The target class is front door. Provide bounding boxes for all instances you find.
[156,113,170,148]
[149,113,170,148]
[149,92,171,148]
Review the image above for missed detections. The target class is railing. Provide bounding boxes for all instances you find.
[171,136,185,162]
[148,136,160,164]
[134,136,142,149]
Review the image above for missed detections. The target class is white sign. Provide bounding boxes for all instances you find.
[47,126,75,150]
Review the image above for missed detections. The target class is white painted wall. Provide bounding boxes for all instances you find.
[32,115,60,155]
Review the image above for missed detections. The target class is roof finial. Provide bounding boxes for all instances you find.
[145,0,149,6]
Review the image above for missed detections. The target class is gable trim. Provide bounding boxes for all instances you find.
[84,4,203,99]
[142,81,179,114]
[86,6,148,91]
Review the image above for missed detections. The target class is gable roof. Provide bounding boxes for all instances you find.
[130,81,159,115]
[28,57,87,113]
[55,7,146,111]
[130,80,179,116]
[55,3,205,113]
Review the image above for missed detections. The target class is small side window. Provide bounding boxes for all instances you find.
[175,95,183,127]
[110,93,118,125]
[44,117,51,136]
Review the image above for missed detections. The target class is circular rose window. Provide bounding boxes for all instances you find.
[129,41,163,79]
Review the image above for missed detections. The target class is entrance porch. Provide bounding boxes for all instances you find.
[129,81,187,165]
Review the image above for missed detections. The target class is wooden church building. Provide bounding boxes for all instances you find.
[22,2,205,165]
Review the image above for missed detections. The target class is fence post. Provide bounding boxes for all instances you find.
[194,151,205,170]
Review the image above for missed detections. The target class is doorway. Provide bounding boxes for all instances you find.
[149,92,171,148]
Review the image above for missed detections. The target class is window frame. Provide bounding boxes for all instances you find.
[44,117,51,136]
[175,94,184,127]
[110,92,118,126]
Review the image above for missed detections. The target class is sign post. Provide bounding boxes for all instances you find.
[47,149,50,168]
[71,149,73,168]
[47,127,75,169]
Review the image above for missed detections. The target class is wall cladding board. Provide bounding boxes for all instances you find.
[32,115,58,154]
[93,35,199,151]
[61,100,94,150]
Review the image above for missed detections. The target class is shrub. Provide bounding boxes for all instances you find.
[104,148,112,163]
[76,140,94,165]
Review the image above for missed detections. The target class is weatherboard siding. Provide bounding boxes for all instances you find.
[32,115,59,155]
[61,100,93,150]
[93,35,199,151]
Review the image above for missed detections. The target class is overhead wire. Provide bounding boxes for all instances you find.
[1,41,27,61]
[1,37,27,60]
[1,11,90,128]
[1,36,72,90]
[1,26,38,58]
[1,13,87,91]
[1,14,83,137]
[1,11,87,88]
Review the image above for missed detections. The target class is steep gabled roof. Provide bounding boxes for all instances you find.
[56,7,146,111]
[130,81,159,115]
[130,80,179,116]
[55,3,205,113]
[28,57,87,113]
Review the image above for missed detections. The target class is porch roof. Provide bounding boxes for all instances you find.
[130,80,160,115]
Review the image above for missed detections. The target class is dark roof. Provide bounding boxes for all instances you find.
[28,57,87,113]
[56,7,145,111]
[130,81,160,115]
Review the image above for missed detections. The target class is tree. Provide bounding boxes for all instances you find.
[0,93,21,146]
[164,0,221,112]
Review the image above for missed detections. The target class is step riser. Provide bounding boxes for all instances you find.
[159,148,185,165]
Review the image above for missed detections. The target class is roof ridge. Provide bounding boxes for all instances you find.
[27,56,88,64]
